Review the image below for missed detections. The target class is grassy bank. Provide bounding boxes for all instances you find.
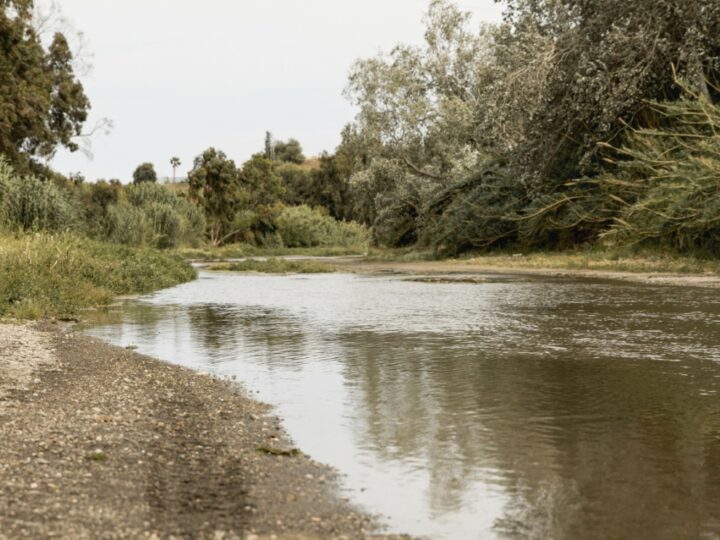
[176,244,367,261]
[207,258,336,274]
[460,250,720,274]
[0,234,196,319]
[363,246,720,274]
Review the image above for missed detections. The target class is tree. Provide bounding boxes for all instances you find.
[497,0,720,186]
[342,0,490,242]
[308,153,349,220]
[187,148,241,245]
[273,138,305,164]
[264,131,275,161]
[132,162,157,184]
[0,0,90,169]
[170,156,181,182]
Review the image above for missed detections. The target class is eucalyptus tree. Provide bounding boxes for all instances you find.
[0,0,90,170]
[187,148,241,246]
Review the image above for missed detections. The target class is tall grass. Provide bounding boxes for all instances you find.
[0,233,196,319]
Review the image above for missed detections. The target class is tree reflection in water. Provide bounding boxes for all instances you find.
[85,273,720,539]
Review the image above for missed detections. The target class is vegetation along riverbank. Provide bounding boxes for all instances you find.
[1,0,720,537]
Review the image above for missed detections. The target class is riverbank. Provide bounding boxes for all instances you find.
[333,258,720,288]
[0,322,404,539]
[0,234,195,320]
[189,244,720,288]
[196,252,720,289]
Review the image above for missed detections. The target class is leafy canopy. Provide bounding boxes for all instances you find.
[0,0,90,169]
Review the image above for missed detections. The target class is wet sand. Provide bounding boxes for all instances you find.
[0,322,405,539]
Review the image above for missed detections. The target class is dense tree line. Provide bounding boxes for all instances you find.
[3,0,719,256]
[326,0,720,255]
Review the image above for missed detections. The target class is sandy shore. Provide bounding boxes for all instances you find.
[0,322,405,540]
[332,259,720,288]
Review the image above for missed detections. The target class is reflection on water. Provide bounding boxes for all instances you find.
[85,272,720,539]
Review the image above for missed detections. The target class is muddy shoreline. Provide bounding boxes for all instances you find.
[331,259,720,288]
[0,322,404,539]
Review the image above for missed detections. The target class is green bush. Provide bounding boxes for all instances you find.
[105,182,205,248]
[421,163,524,255]
[105,203,154,246]
[275,204,369,248]
[0,159,79,232]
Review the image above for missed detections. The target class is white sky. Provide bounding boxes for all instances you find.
[47,0,504,181]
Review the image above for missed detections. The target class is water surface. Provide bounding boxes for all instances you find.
[85,271,720,539]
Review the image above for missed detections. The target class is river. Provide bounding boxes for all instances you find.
[85,270,720,539]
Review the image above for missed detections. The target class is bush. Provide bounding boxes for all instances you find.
[0,159,79,232]
[105,182,205,248]
[105,203,154,246]
[274,205,369,248]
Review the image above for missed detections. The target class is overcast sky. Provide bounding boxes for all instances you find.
[47,0,504,181]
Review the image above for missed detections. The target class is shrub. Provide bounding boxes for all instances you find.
[0,159,79,232]
[274,205,369,248]
[105,182,205,248]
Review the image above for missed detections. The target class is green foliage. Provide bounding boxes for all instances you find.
[308,153,349,220]
[227,155,286,245]
[602,97,720,255]
[273,138,305,164]
[277,162,312,205]
[0,233,195,319]
[421,163,524,255]
[338,0,720,257]
[501,0,720,186]
[0,2,90,169]
[77,179,123,233]
[0,158,79,232]
[275,205,369,248]
[341,0,490,245]
[132,162,158,184]
[278,155,350,220]
[188,147,241,245]
[105,182,205,248]
[215,257,336,274]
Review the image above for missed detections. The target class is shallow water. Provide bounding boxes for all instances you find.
[85,271,720,539]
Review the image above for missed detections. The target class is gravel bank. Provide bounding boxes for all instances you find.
[0,322,404,540]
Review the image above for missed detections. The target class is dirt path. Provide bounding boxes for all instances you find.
[0,322,403,540]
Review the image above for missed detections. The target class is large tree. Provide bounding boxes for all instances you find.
[498,0,720,186]
[0,0,90,169]
[342,0,492,243]
[187,147,241,245]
